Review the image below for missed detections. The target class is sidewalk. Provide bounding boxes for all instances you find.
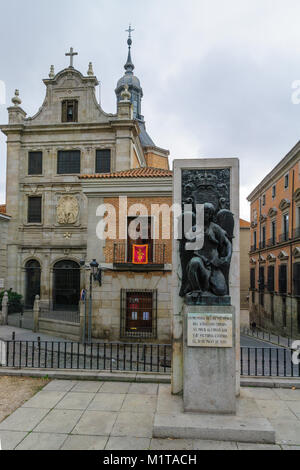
[1,380,300,450]
[0,325,69,343]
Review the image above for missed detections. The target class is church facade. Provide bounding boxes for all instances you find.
[1,32,173,342]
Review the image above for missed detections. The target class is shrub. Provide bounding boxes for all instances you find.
[0,290,24,314]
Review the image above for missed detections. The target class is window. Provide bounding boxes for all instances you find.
[96,149,111,173]
[283,213,289,241]
[297,300,300,334]
[28,196,42,223]
[120,289,157,339]
[284,173,289,189]
[253,231,257,250]
[259,266,265,291]
[250,268,256,289]
[279,264,287,294]
[293,263,300,296]
[253,209,258,224]
[28,152,42,175]
[261,226,266,248]
[127,216,153,263]
[271,220,276,245]
[272,185,276,199]
[62,100,78,123]
[267,265,275,292]
[262,194,266,206]
[57,150,80,174]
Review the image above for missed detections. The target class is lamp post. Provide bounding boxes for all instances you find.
[88,260,102,344]
[80,259,102,344]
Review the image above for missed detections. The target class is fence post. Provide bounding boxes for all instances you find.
[79,300,86,344]
[33,295,40,333]
[0,340,6,366]
[0,292,8,326]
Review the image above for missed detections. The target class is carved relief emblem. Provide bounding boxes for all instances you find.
[57,195,79,225]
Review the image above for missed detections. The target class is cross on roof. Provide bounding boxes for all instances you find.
[126,24,135,39]
[65,47,78,68]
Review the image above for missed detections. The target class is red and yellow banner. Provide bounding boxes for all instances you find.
[132,244,149,265]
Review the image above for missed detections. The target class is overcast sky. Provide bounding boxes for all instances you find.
[1,0,300,220]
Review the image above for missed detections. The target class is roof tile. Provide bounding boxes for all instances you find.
[80,167,173,179]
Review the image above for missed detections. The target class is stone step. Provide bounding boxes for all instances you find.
[153,412,275,444]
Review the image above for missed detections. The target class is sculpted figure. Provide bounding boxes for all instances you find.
[179,202,234,304]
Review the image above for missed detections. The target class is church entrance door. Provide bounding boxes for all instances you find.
[53,260,80,311]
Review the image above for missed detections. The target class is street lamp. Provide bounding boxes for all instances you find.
[80,259,102,344]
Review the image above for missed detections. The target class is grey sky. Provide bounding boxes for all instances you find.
[1,0,300,220]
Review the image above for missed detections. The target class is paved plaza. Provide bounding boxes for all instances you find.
[0,380,300,450]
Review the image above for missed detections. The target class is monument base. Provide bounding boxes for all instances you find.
[183,305,236,414]
[153,387,275,444]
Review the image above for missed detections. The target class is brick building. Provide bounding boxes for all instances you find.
[248,142,300,338]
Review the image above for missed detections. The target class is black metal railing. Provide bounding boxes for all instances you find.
[1,337,300,378]
[241,326,294,348]
[293,227,300,239]
[114,242,166,266]
[2,340,171,373]
[241,347,300,377]
[267,237,276,247]
[279,232,289,243]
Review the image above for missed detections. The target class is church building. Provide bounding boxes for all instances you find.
[1,29,173,342]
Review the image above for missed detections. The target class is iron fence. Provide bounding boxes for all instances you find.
[241,326,295,349]
[1,339,300,378]
[1,340,171,374]
[241,347,300,377]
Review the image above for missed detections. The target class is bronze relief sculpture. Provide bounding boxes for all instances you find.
[179,169,234,306]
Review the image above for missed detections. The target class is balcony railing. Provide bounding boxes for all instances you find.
[259,241,266,249]
[279,233,289,243]
[114,242,166,268]
[267,237,276,247]
[293,227,300,239]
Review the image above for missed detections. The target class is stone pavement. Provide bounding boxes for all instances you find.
[0,380,300,450]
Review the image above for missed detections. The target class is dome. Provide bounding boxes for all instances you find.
[116,73,141,91]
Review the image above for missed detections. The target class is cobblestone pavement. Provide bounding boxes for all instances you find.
[0,381,300,450]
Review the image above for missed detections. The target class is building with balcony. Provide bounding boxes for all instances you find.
[248,143,300,338]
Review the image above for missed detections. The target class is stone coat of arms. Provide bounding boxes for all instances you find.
[57,195,79,225]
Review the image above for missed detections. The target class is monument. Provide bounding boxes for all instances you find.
[153,159,275,443]
[177,161,238,414]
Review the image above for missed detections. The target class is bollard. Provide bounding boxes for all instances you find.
[1,292,9,326]
[33,295,40,333]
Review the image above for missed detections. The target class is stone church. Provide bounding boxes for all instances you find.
[1,30,173,342]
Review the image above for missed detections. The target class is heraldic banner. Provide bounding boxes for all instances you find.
[132,244,149,265]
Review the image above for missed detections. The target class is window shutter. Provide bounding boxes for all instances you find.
[279,265,287,294]
[293,263,300,296]
[267,266,275,292]
[250,268,255,289]
[259,267,265,291]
